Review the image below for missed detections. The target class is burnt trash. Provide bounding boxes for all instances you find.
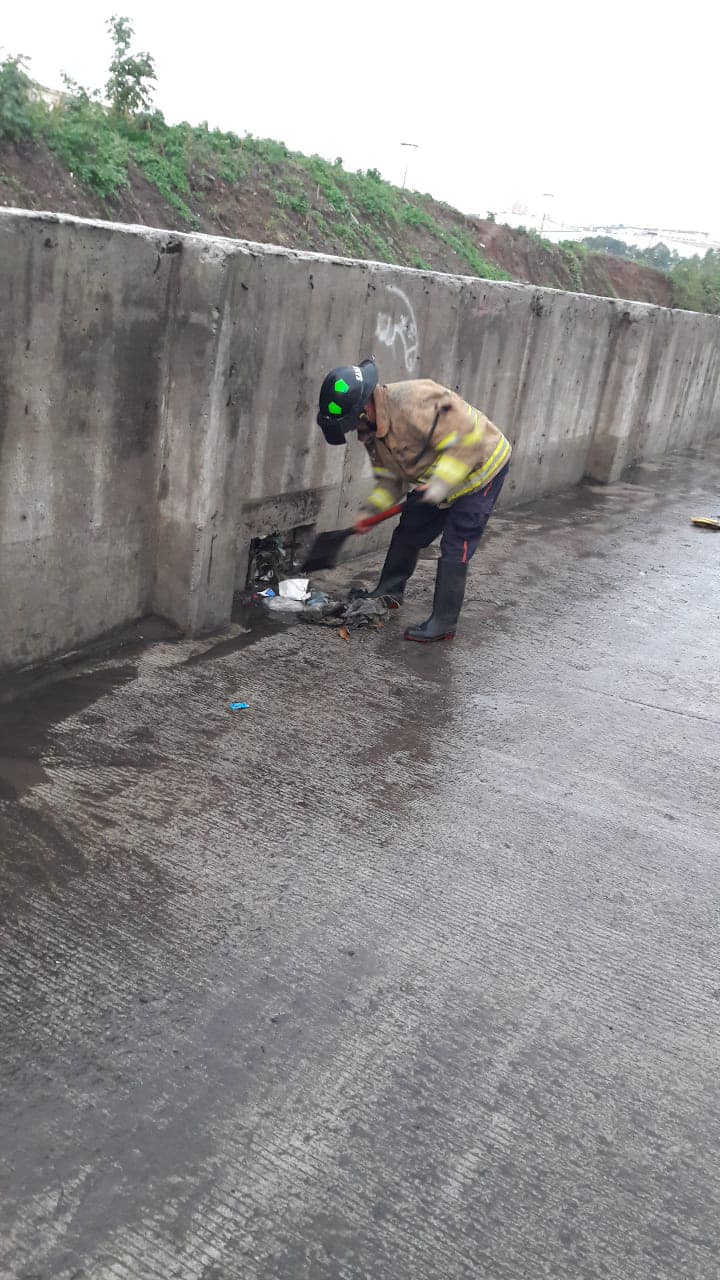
[246,533,296,596]
[242,529,390,636]
[244,526,318,597]
[299,594,389,632]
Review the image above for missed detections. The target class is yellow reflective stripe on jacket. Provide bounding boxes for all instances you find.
[446,436,511,502]
[473,435,510,485]
[432,454,472,489]
[368,485,396,511]
[463,423,484,446]
[373,466,395,479]
[435,431,459,451]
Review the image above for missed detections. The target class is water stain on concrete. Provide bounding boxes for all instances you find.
[0,756,49,801]
[0,663,138,801]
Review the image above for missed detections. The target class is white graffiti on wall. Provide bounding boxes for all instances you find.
[375,285,419,373]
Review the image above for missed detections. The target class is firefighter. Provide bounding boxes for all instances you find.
[316,358,511,643]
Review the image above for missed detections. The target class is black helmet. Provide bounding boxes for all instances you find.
[317,358,378,445]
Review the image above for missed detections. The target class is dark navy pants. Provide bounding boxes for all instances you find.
[394,462,509,564]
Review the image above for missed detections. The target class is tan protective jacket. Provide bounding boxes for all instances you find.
[361,380,511,511]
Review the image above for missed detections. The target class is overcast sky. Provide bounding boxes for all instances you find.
[4,0,718,235]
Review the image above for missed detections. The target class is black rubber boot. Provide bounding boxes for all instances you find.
[352,535,419,607]
[404,560,468,643]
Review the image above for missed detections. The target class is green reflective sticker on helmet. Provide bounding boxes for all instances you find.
[328,401,343,416]
[334,378,350,395]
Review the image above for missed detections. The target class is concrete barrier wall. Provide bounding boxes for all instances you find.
[0,215,176,670]
[2,207,720,673]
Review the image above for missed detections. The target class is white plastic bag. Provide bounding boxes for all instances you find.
[277,578,310,601]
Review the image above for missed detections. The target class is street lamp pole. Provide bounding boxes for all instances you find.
[540,193,555,236]
[400,142,419,190]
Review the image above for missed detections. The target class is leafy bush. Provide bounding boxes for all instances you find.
[581,234,634,258]
[0,55,38,142]
[344,170,397,221]
[366,230,394,262]
[399,201,437,232]
[448,230,511,280]
[128,129,192,218]
[297,155,352,215]
[335,221,365,257]
[190,125,246,184]
[524,229,555,252]
[44,83,129,198]
[634,242,679,272]
[558,243,584,291]
[276,187,310,217]
[670,250,720,313]
[244,135,290,166]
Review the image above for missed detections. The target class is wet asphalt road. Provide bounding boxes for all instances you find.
[1,449,720,1280]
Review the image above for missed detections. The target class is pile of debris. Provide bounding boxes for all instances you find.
[244,532,390,637]
[258,578,389,635]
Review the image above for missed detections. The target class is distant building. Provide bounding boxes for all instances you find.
[28,81,65,108]
[493,207,719,260]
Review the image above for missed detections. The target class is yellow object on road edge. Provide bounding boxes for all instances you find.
[691,516,720,529]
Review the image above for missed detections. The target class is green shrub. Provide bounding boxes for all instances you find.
[346,172,397,220]
[244,134,290,166]
[299,156,352,215]
[335,221,364,256]
[399,202,438,232]
[121,115,193,218]
[0,55,38,142]
[558,238,587,257]
[44,84,129,198]
[366,230,394,262]
[559,243,584,291]
[581,235,633,259]
[447,229,511,280]
[670,250,720,313]
[311,211,330,236]
[276,188,310,217]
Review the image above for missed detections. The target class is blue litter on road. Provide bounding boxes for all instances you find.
[229,702,250,711]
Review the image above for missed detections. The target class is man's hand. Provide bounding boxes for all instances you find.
[420,476,451,505]
[354,502,404,535]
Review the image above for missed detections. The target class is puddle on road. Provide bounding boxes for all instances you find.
[0,664,138,801]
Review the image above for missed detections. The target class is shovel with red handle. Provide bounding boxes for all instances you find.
[301,502,405,573]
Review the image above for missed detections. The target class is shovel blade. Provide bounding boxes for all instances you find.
[301,527,353,572]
